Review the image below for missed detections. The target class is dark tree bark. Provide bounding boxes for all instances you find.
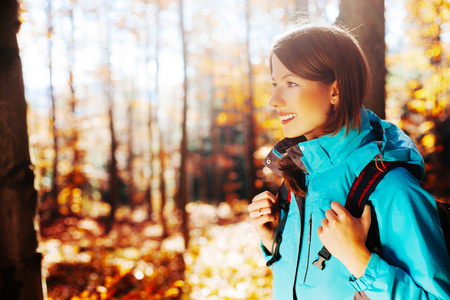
[336,0,386,118]
[158,133,168,238]
[244,0,257,201]
[177,0,189,249]
[0,1,45,299]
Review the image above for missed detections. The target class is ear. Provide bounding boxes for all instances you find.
[330,80,339,105]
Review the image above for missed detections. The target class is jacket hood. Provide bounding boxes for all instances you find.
[263,107,425,180]
[366,109,425,180]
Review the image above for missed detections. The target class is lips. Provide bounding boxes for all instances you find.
[280,113,296,124]
[280,113,296,121]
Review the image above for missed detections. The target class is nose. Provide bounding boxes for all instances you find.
[269,89,285,108]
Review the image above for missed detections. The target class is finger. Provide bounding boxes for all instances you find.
[325,208,338,220]
[249,206,272,218]
[330,201,348,216]
[317,225,323,236]
[248,199,273,213]
[321,217,329,228]
[253,213,277,225]
[252,191,277,204]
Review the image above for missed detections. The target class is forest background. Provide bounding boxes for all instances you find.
[1,0,449,299]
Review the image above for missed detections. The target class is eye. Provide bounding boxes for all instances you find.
[288,82,298,87]
[271,82,277,88]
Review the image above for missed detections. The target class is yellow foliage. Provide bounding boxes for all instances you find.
[407,80,421,90]
[422,133,436,150]
[432,44,442,58]
[418,121,435,134]
[414,89,427,99]
[408,99,427,113]
[216,112,228,125]
[172,280,185,288]
[429,23,440,38]
[164,287,180,297]
[79,290,90,298]
[58,188,71,205]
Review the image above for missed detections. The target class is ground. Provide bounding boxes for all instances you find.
[39,200,273,300]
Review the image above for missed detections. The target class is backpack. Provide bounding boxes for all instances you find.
[266,160,450,269]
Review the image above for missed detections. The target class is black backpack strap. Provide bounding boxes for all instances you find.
[437,202,450,259]
[312,159,408,270]
[267,182,290,267]
[347,160,408,254]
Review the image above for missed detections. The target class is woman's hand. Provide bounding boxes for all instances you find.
[317,201,372,278]
[248,191,281,253]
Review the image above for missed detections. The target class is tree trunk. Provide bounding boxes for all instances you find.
[244,0,257,201]
[105,13,119,234]
[127,83,135,208]
[158,133,168,238]
[144,0,154,218]
[0,1,45,299]
[152,0,167,236]
[336,0,386,118]
[68,3,82,186]
[177,0,189,249]
[47,0,59,213]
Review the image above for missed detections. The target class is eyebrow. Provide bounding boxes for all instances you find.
[271,73,297,81]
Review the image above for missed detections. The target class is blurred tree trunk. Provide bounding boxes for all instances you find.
[47,0,59,213]
[244,0,257,201]
[198,145,207,202]
[0,0,45,299]
[177,0,189,248]
[68,3,82,189]
[336,0,386,118]
[127,84,135,208]
[145,0,154,218]
[158,133,168,238]
[105,12,119,234]
[206,67,218,204]
[153,0,167,236]
[210,120,222,203]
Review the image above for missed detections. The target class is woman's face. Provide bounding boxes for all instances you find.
[269,55,336,140]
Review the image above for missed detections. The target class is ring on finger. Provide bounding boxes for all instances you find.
[258,207,263,217]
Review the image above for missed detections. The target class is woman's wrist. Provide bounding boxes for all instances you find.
[343,247,372,279]
[261,237,274,254]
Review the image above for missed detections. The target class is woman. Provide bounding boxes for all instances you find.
[248,23,450,299]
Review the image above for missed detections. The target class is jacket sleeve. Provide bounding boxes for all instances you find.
[349,167,450,299]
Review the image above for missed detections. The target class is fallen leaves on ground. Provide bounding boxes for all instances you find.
[40,200,273,299]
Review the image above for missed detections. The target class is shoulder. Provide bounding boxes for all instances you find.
[370,166,436,214]
[373,166,428,198]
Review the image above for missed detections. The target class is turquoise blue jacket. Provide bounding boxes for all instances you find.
[261,107,450,299]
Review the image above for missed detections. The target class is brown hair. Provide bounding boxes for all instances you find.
[271,23,372,195]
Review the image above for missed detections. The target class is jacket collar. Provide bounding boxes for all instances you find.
[263,107,378,177]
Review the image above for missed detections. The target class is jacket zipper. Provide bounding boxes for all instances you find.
[303,213,312,283]
[292,198,306,300]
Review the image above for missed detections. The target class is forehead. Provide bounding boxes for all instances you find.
[271,55,294,78]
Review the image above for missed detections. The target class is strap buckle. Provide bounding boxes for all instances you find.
[312,247,332,270]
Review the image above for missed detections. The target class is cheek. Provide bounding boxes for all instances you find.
[298,92,328,122]
[308,92,330,121]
